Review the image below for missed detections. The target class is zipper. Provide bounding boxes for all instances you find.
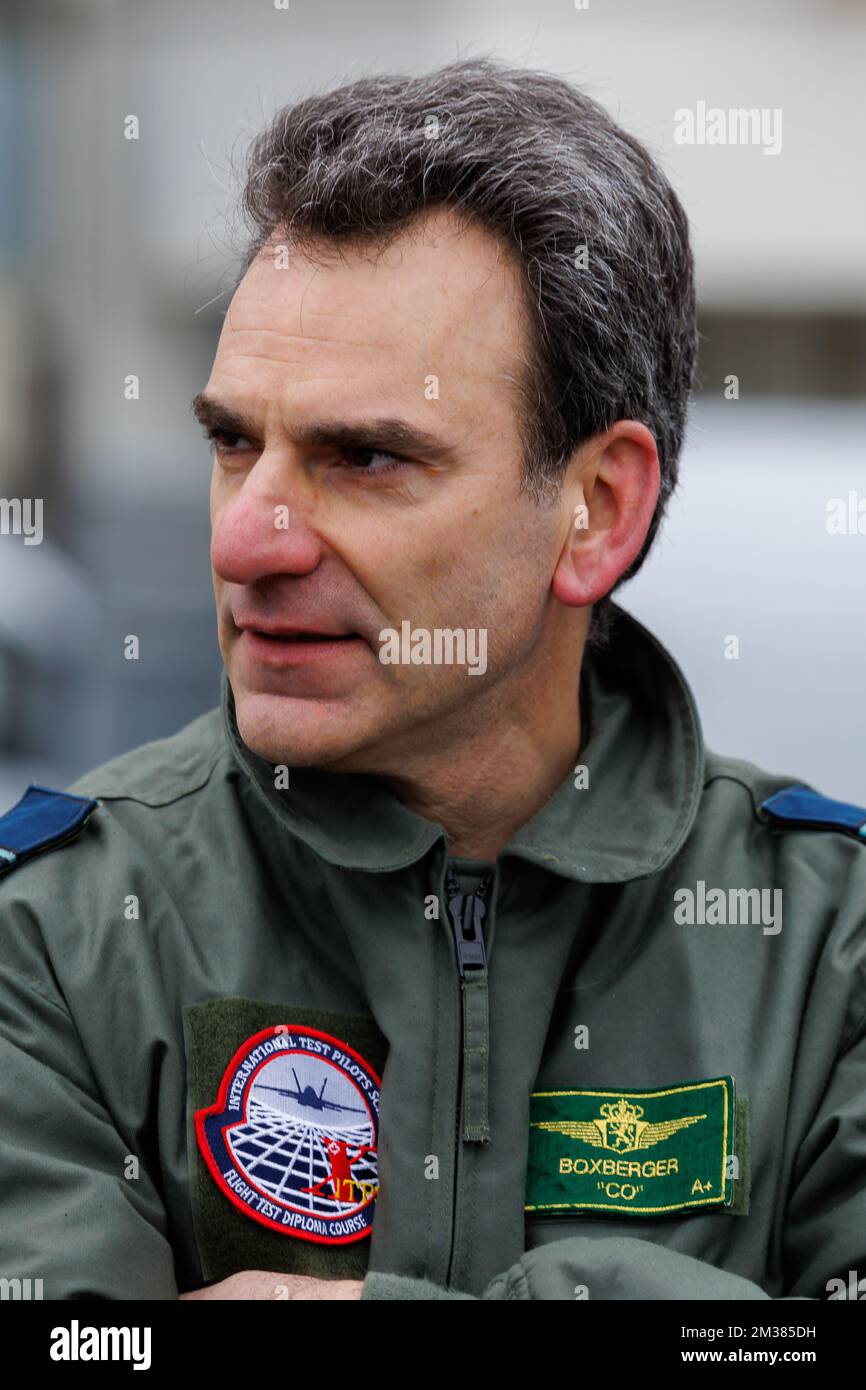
[443,860,493,1285]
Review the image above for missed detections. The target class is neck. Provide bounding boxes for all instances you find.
[379,626,587,862]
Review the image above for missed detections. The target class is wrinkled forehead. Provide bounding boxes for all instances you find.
[215,210,531,409]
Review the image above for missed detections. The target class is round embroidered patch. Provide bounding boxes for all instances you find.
[195,1024,381,1243]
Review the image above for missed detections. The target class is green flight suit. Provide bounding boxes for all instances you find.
[0,605,864,1300]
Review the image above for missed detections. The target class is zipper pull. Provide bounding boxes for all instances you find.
[446,868,489,975]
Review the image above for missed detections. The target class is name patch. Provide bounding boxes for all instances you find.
[526,1075,736,1217]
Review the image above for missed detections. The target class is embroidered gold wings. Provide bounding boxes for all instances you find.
[531,1096,708,1153]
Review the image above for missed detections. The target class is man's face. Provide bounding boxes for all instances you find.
[204,209,575,773]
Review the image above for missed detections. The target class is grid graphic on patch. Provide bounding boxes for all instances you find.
[195,1024,382,1242]
[227,1066,377,1216]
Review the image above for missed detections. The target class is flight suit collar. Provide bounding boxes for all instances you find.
[220,603,704,884]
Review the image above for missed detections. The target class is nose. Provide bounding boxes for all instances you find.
[210,452,324,585]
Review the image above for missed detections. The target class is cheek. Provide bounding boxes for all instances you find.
[477,521,558,634]
[331,514,440,613]
[367,505,550,628]
[208,464,224,531]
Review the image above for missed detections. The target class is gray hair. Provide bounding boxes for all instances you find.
[235,59,697,646]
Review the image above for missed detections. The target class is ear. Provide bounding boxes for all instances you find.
[552,421,661,608]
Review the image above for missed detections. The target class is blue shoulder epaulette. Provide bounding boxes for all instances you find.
[760,785,866,841]
[0,785,98,878]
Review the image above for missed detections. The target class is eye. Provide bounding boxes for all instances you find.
[339,446,408,477]
[204,427,256,455]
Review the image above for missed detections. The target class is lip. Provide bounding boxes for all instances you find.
[237,627,368,668]
[236,622,356,639]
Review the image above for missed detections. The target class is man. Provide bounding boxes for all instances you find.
[1,60,864,1302]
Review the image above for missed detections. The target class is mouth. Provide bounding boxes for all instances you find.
[249,631,358,643]
[236,626,368,668]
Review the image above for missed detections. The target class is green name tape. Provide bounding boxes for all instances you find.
[526,1075,738,1218]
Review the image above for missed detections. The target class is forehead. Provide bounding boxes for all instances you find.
[210,210,529,418]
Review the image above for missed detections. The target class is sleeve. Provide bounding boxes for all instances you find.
[362,1016,866,1301]
[361,1244,774,1301]
[0,949,178,1299]
[781,1005,866,1298]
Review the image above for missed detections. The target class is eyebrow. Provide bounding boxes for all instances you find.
[190,392,454,461]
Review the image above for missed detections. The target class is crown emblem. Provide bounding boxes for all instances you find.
[532,1095,707,1152]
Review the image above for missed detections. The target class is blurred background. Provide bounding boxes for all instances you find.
[0,0,864,807]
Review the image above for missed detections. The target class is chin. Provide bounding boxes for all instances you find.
[234,688,371,769]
